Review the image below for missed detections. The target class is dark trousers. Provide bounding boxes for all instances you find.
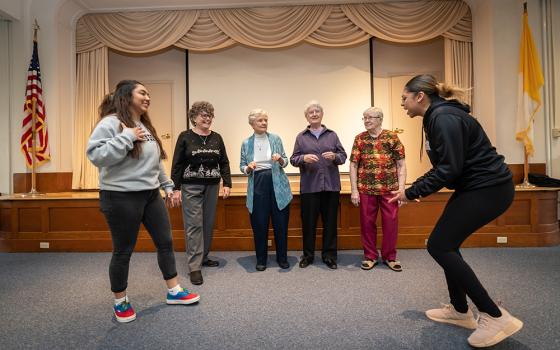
[300,191,339,261]
[100,189,178,293]
[427,180,514,316]
[250,170,290,265]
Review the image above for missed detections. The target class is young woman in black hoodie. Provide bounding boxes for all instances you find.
[389,74,523,348]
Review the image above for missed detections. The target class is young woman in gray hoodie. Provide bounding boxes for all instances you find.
[87,80,200,323]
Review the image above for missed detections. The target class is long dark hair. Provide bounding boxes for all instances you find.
[404,74,466,102]
[98,80,167,159]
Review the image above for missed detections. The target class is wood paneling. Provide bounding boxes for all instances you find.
[0,188,558,252]
[0,208,10,232]
[18,208,42,232]
[49,207,108,231]
[13,172,73,193]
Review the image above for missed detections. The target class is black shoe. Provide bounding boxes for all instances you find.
[202,259,219,267]
[324,259,337,270]
[256,264,267,271]
[189,270,203,285]
[299,257,313,268]
[278,261,289,269]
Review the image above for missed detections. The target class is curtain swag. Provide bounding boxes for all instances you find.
[76,1,472,53]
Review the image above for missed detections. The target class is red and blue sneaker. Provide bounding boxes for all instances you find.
[166,288,200,305]
[113,299,136,323]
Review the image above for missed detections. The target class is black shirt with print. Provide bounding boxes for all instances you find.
[171,129,232,190]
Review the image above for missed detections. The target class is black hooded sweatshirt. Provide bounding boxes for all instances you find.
[405,96,512,200]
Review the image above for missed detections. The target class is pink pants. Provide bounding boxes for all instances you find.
[359,193,399,261]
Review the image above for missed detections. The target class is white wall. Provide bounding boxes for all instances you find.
[4,0,84,189]
[467,0,547,165]
[0,20,12,194]
[108,47,188,152]
[550,0,560,179]
[0,0,22,20]
[189,43,370,174]
[0,0,557,194]
[372,37,444,131]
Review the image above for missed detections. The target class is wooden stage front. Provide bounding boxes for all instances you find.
[1,175,558,252]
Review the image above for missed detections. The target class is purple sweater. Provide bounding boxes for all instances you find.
[290,126,347,194]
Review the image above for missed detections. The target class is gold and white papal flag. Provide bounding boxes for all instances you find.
[515,4,544,156]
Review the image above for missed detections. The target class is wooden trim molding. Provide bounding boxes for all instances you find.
[12,163,547,194]
[1,188,558,252]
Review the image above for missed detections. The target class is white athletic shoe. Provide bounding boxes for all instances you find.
[467,306,523,348]
[425,303,478,329]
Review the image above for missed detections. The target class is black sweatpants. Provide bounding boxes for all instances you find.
[427,180,514,316]
[100,189,178,293]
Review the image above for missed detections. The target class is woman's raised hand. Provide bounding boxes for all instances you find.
[121,122,146,141]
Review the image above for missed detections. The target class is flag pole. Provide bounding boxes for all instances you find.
[518,145,535,188]
[29,97,39,194]
[518,2,533,188]
[515,2,541,189]
[24,20,43,197]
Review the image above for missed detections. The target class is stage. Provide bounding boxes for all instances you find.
[1,174,558,252]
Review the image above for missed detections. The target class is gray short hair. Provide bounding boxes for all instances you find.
[248,108,268,125]
[363,107,383,119]
[304,100,323,115]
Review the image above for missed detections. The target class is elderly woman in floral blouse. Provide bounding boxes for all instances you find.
[349,107,406,272]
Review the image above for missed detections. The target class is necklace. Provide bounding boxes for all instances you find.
[255,138,267,151]
[199,134,208,145]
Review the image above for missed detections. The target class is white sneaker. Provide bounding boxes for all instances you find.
[468,306,523,348]
[425,303,478,329]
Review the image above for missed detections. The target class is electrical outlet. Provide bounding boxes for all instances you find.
[40,242,49,249]
[267,239,272,247]
[497,236,507,244]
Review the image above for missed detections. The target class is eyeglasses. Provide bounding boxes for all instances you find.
[362,116,382,121]
[198,113,214,120]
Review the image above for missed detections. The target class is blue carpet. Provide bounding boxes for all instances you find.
[0,247,559,349]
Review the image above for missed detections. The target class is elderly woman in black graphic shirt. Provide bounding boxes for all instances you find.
[171,101,231,285]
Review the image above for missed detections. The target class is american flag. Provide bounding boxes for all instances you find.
[21,40,50,168]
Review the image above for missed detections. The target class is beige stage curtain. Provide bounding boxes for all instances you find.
[79,11,199,53]
[445,38,473,106]
[175,12,235,51]
[73,1,473,188]
[75,2,471,52]
[340,1,469,43]
[72,47,108,189]
[306,7,370,47]
[443,11,473,106]
[207,6,332,48]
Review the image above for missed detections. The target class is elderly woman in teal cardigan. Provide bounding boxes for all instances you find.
[240,109,293,271]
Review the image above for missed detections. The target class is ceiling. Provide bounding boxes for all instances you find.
[72,0,385,12]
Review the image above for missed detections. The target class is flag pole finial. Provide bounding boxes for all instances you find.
[32,19,39,41]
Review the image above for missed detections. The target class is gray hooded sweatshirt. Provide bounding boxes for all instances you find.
[87,115,173,194]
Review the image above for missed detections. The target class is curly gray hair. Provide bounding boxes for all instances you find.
[248,108,268,125]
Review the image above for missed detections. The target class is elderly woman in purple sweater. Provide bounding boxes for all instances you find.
[290,101,347,270]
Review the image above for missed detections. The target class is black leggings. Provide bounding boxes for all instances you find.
[427,180,514,317]
[100,189,178,293]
